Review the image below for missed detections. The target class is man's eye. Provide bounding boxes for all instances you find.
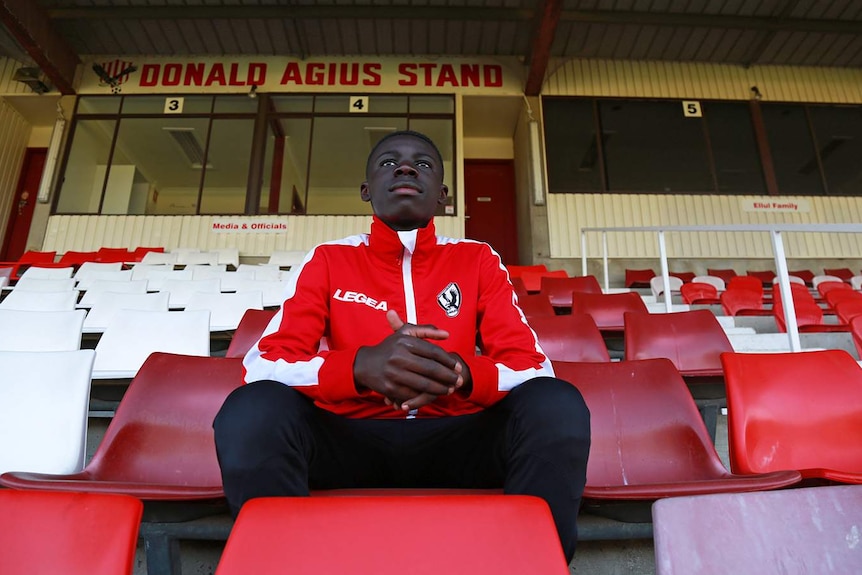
[416,160,431,169]
[380,159,397,167]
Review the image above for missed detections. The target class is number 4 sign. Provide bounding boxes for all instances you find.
[349,96,369,113]
[682,100,702,117]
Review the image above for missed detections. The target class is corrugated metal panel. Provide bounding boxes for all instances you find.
[0,100,31,241]
[544,59,862,103]
[42,215,465,256]
[548,194,862,259]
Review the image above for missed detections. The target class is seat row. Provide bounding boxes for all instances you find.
[3,346,862,574]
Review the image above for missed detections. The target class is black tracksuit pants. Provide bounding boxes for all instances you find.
[213,376,591,562]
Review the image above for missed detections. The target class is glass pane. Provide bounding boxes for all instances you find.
[704,102,765,194]
[214,95,259,114]
[600,100,714,192]
[76,97,120,114]
[261,118,312,214]
[314,95,352,114]
[306,117,407,215]
[368,96,407,114]
[408,118,456,214]
[199,119,254,214]
[762,104,824,195]
[105,117,211,215]
[271,95,314,113]
[55,119,117,214]
[410,95,454,114]
[121,95,213,114]
[809,105,862,196]
[542,98,601,193]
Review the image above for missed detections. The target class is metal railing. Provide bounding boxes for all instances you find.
[580,224,862,352]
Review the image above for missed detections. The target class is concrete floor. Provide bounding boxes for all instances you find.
[86,412,732,575]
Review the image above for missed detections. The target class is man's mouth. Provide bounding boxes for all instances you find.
[389,183,422,196]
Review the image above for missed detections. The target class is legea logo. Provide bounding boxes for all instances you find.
[333,289,388,311]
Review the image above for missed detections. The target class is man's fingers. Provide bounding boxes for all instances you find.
[387,309,449,340]
[386,309,405,332]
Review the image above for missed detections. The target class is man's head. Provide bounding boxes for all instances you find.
[361,130,449,231]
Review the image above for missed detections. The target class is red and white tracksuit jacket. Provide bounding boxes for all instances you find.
[244,216,553,419]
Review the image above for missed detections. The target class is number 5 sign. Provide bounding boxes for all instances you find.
[682,100,702,117]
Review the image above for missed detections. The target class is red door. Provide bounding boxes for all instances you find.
[464,160,518,266]
[1,149,46,261]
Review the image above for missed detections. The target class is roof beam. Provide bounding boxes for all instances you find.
[0,0,79,94]
[525,0,563,97]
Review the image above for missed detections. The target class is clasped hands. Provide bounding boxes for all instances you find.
[354,309,470,411]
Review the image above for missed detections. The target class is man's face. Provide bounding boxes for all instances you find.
[361,134,448,231]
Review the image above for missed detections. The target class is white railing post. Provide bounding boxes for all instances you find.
[657,230,672,313]
[602,232,609,290]
[581,230,588,277]
[770,230,802,352]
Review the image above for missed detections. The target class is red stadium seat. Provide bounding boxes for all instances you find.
[823,267,854,282]
[505,264,547,279]
[680,282,720,305]
[850,316,862,359]
[540,275,602,308]
[215,495,570,575]
[0,250,57,280]
[787,269,815,286]
[510,276,528,298]
[624,268,655,288]
[772,285,847,333]
[833,299,862,324]
[570,291,648,333]
[0,353,244,507]
[516,294,555,318]
[520,269,567,293]
[720,288,770,316]
[553,360,800,521]
[226,308,278,358]
[131,246,166,262]
[726,275,764,298]
[669,271,695,283]
[0,489,142,575]
[527,313,610,362]
[746,270,774,285]
[816,280,851,299]
[653,485,862,575]
[95,247,134,263]
[824,288,862,309]
[721,349,862,484]
[57,250,99,267]
[706,268,737,284]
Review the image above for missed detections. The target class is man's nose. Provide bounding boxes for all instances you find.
[394,163,418,176]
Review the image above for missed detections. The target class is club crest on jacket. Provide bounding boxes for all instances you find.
[437,282,461,317]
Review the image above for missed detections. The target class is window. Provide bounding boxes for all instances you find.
[808,105,862,196]
[761,104,825,195]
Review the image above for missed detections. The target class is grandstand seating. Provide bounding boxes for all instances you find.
[159,278,221,308]
[824,287,862,309]
[185,290,264,331]
[624,268,655,288]
[721,349,862,483]
[540,275,602,308]
[131,246,165,262]
[0,309,85,351]
[0,249,56,279]
[0,349,95,475]
[526,314,610,362]
[725,275,762,295]
[143,268,193,291]
[653,485,862,575]
[746,270,774,285]
[268,250,307,268]
[95,247,134,263]
[226,308,277,358]
[91,310,211,379]
[812,274,845,289]
[816,280,851,298]
[772,284,848,333]
[505,264,548,279]
[680,282,720,305]
[552,359,800,522]
[720,288,770,316]
[788,269,815,285]
[668,271,695,283]
[82,292,170,333]
[0,489,142,575]
[851,316,862,359]
[215,495,569,575]
[141,251,179,265]
[18,266,73,280]
[570,291,648,333]
[75,269,133,291]
[178,251,221,266]
[73,260,123,281]
[58,250,99,267]
[77,279,148,308]
[649,275,682,298]
[236,264,284,281]
[11,277,75,292]
[692,275,725,292]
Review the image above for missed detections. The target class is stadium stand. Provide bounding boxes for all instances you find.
[540,274,602,309]
[0,309,85,351]
[0,289,78,311]
[185,290,264,331]
[570,291,648,334]
[0,489,142,575]
[680,282,720,305]
[624,268,655,289]
[77,279,148,308]
[526,313,610,362]
[82,292,170,333]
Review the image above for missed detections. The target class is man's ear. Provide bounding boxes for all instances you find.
[437,184,449,205]
[360,182,371,203]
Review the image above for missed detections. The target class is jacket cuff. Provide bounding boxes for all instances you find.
[317,348,363,403]
[461,356,500,407]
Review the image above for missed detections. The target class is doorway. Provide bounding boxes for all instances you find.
[464,159,518,266]
[1,148,46,261]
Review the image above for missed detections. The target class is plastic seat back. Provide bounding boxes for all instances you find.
[835,299,862,324]
[680,282,718,305]
[570,291,648,331]
[0,267,11,288]
[0,349,95,474]
[624,309,733,376]
[725,275,762,295]
[73,261,123,281]
[719,288,764,316]
[624,268,655,288]
[823,267,853,282]
[669,271,695,283]
[852,275,862,291]
[812,274,845,289]
[226,308,278,358]
[706,268,737,284]
[95,247,133,263]
[0,309,85,351]
[515,293,554,318]
[75,269,134,291]
[212,248,240,269]
[816,280,851,298]
[721,349,862,482]
[234,278,290,307]
[159,278,221,308]
[505,264,547,279]
[746,270,774,285]
[83,292,170,332]
[653,485,862,575]
[527,314,610,362]
[78,279,148,307]
[852,316,862,359]
[771,285,824,332]
[185,290,264,330]
[268,250,307,268]
[179,251,221,266]
[787,269,815,285]
[58,251,99,267]
[520,269,567,293]
[0,290,78,311]
[141,251,179,265]
[215,495,569,575]
[825,287,862,309]
[510,276,528,298]
[540,275,601,307]
[12,277,75,291]
[649,275,683,298]
[692,275,726,292]
[0,490,142,575]
[92,309,211,378]
[553,359,799,497]
[131,246,165,262]
[0,353,245,497]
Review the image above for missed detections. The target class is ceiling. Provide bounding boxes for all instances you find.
[1,0,861,103]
